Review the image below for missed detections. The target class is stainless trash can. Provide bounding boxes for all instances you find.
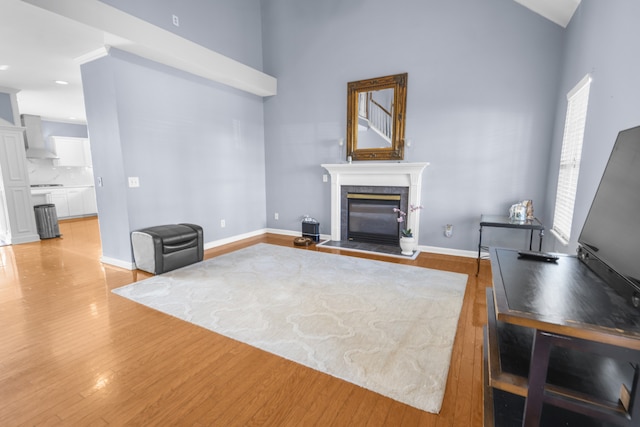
[34,204,61,239]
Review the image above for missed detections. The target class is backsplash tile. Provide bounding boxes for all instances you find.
[27,158,94,187]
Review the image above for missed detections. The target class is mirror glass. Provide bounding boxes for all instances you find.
[346,73,407,161]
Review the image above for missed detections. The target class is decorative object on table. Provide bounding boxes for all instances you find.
[112,243,468,414]
[523,199,534,219]
[509,202,527,221]
[394,204,423,255]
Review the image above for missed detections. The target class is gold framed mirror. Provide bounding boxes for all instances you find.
[346,73,407,161]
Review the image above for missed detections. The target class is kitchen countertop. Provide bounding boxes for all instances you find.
[30,185,95,193]
[30,184,95,188]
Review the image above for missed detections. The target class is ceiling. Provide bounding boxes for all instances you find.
[0,0,106,123]
[515,0,581,27]
[0,0,581,125]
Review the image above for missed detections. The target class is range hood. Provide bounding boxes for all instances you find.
[21,114,58,159]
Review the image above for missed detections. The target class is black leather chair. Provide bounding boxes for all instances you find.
[131,223,203,274]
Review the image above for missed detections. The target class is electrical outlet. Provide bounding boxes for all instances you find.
[128,177,139,188]
[444,224,453,238]
[172,14,179,26]
[220,219,226,228]
[274,213,279,220]
[323,174,328,182]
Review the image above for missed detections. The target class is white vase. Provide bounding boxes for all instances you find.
[400,236,416,256]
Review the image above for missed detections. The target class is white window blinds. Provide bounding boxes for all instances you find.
[551,74,592,245]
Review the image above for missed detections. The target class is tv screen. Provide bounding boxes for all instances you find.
[578,125,640,295]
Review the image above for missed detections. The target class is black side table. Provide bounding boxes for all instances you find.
[477,215,544,274]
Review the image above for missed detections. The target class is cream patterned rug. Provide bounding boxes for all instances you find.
[112,243,468,413]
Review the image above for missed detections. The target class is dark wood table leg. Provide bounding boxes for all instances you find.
[477,224,483,275]
[538,229,544,251]
[523,330,553,427]
[529,229,533,250]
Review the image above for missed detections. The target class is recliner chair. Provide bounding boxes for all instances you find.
[131,223,204,274]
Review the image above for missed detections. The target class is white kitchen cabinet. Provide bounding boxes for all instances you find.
[31,193,49,206]
[70,187,97,216]
[82,187,97,215]
[52,137,92,167]
[30,187,97,218]
[50,190,69,218]
[66,188,84,217]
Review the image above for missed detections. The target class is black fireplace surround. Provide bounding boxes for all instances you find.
[340,185,409,246]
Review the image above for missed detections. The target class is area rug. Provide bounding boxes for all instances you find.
[112,243,468,413]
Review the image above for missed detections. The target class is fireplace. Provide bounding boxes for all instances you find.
[322,162,429,246]
[341,186,409,245]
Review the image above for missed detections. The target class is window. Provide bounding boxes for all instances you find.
[551,74,592,245]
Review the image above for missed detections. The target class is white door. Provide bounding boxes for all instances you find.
[0,126,39,244]
[0,184,9,241]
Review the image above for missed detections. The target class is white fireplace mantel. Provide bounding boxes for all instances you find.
[321,162,429,242]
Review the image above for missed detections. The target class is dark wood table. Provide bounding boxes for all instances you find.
[485,247,640,426]
[477,215,544,274]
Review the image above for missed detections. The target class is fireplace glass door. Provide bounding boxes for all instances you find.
[347,194,400,246]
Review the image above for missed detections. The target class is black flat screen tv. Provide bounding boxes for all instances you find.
[578,125,640,306]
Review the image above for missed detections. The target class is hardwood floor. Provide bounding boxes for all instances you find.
[0,217,490,426]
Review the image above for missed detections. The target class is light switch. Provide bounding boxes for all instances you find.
[128,177,140,188]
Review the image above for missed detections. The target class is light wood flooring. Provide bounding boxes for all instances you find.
[0,217,491,426]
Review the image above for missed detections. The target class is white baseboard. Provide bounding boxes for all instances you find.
[6,233,41,245]
[101,256,136,270]
[265,227,299,237]
[419,245,477,259]
[266,228,332,241]
[102,229,269,270]
[203,229,267,250]
[100,229,476,271]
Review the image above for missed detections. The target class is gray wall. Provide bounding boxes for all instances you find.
[0,93,13,124]
[81,55,134,261]
[261,0,564,252]
[544,0,640,254]
[98,0,264,71]
[82,0,267,264]
[81,0,640,263]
